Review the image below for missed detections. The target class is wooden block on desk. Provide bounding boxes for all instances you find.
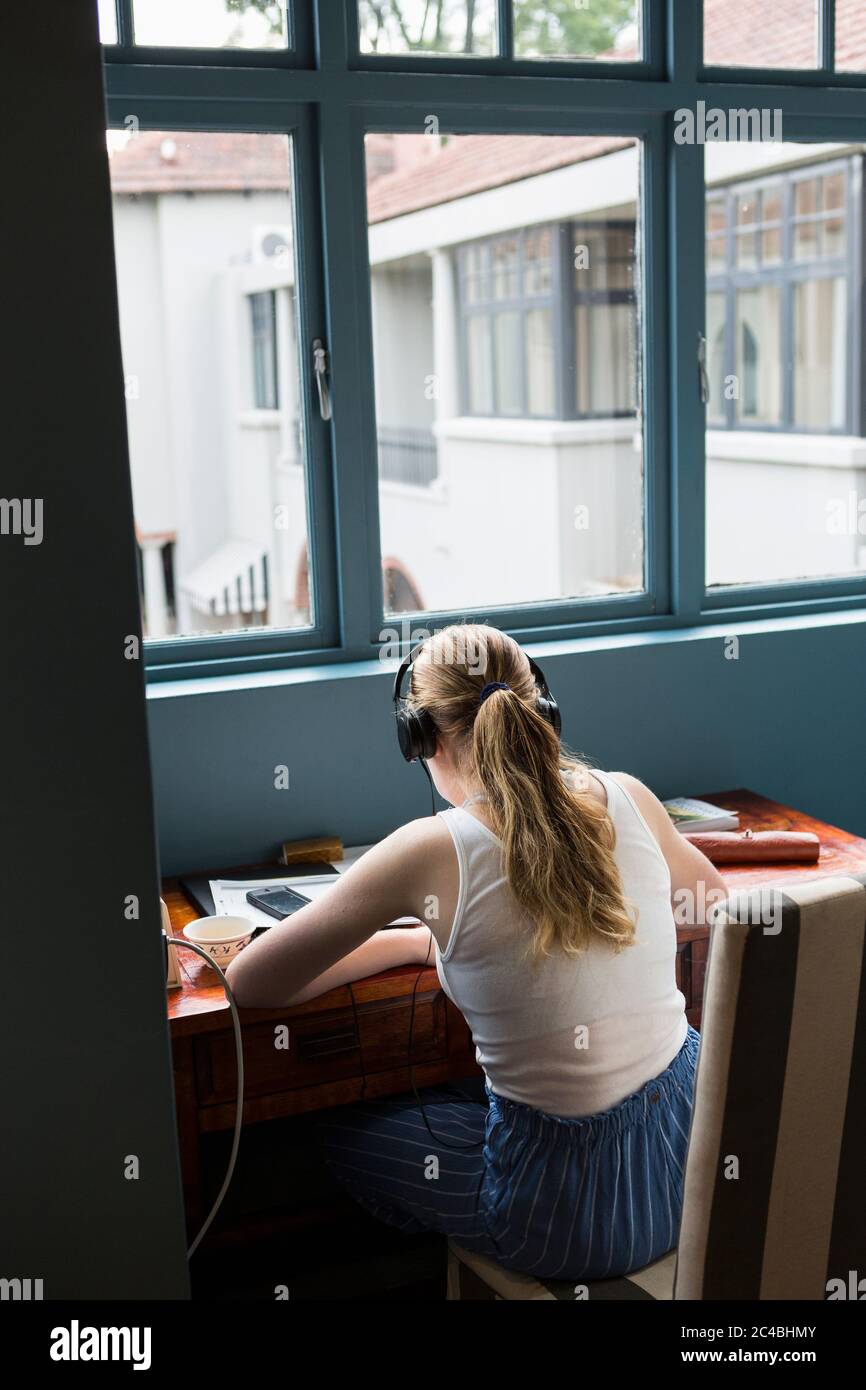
[161,897,183,989]
[280,835,343,865]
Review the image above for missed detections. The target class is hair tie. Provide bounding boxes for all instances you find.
[479,681,510,705]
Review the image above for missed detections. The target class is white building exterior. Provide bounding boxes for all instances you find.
[109,131,866,638]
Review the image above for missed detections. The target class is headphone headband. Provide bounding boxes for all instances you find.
[392,639,561,763]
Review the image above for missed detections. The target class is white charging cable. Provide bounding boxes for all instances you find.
[165,937,244,1257]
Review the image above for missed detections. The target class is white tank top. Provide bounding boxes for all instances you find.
[434,770,688,1118]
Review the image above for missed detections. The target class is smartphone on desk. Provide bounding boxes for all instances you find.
[246,885,311,924]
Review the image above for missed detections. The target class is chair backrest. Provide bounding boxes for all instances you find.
[674,873,866,1300]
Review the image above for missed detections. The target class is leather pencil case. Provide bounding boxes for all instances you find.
[684,830,820,864]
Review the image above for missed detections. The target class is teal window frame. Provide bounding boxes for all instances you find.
[99,0,866,683]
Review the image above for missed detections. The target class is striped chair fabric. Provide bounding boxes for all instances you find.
[448,874,866,1301]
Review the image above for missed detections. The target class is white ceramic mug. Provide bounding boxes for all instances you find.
[182,914,254,966]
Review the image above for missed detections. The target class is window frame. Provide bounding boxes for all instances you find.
[104,0,315,67]
[99,0,866,683]
[358,106,667,639]
[706,156,859,435]
[104,99,339,670]
[347,0,664,80]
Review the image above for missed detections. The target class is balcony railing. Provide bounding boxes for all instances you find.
[377,425,438,488]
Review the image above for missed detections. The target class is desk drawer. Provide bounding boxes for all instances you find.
[194,992,447,1106]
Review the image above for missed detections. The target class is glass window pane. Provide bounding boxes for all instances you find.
[467,316,493,413]
[794,177,819,217]
[576,302,636,416]
[494,312,523,414]
[358,0,496,56]
[706,196,727,237]
[706,292,727,426]
[513,0,641,61]
[576,223,634,290]
[761,226,782,265]
[707,237,726,275]
[836,0,866,71]
[249,292,278,409]
[99,0,118,44]
[523,228,552,296]
[735,230,758,269]
[706,142,859,590]
[132,0,289,49]
[762,184,782,223]
[525,308,555,416]
[492,239,520,299]
[704,0,818,67]
[823,215,845,258]
[366,132,644,615]
[735,286,781,425]
[708,239,728,273]
[109,130,312,637]
[793,278,847,430]
[794,218,821,261]
[823,171,845,211]
[462,243,487,303]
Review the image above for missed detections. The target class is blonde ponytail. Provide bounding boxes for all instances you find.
[410,624,636,958]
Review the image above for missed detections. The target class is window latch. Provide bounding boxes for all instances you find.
[312,337,332,422]
[697,331,710,405]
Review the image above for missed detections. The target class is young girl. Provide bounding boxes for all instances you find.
[226,624,727,1281]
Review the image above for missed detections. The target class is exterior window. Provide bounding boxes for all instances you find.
[459,227,559,420]
[792,278,846,429]
[366,133,644,617]
[358,0,497,56]
[458,219,638,422]
[572,221,638,417]
[249,291,279,410]
[98,2,866,672]
[110,131,313,642]
[131,0,290,50]
[705,159,854,434]
[705,147,864,590]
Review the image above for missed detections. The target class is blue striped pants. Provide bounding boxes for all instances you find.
[317,1026,699,1282]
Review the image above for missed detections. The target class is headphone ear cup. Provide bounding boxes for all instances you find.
[414,708,438,760]
[537,695,562,738]
[395,709,416,762]
[395,706,438,762]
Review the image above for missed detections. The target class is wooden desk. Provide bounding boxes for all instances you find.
[164,789,866,1231]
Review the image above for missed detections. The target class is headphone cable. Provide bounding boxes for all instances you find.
[165,937,244,1257]
[418,755,437,816]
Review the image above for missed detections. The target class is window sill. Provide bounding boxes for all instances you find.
[435,416,638,446]
[146,606,866,700]
[708,430,866,468]
[237,409,281,430]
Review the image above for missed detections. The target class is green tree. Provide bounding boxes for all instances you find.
[228,1,636,58]
[513,0,635,58]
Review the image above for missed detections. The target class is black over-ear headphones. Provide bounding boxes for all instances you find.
[392,640,562,763]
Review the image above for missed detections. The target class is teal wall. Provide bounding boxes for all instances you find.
[149,611,866,875]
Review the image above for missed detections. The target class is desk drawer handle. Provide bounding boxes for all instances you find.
[298,1027,359,1060]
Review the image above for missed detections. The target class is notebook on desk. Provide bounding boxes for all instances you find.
[179,860,339,919]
